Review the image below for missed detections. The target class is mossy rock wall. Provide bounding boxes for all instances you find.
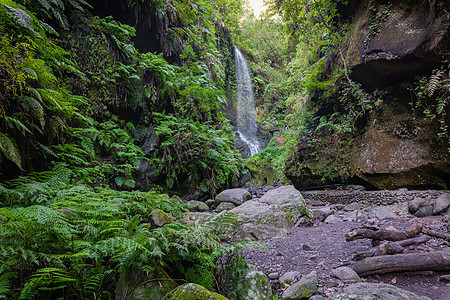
[285,0,449,190]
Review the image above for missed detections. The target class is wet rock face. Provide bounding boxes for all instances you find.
[345,0,449,189]
[348,0,449,89]
[285,0,449,190]
[348,95,449,189]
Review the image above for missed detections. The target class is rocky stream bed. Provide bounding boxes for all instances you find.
[182,186,450,299]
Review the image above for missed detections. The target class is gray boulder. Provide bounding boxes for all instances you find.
[186,200,209,212]
[409,197,427,214]
[433,193,450,215]
[235,218,290,240]
[282,271,318,300]
[234,265,272,300]
[168,283,228,300]
[330,282,425,300]
[344,203,361,211]
[215,202,236,212]
[215,188,251,206]
[415,205,434,218]
[229,186,311,240]
[178,212,214,226]
[311,206,333,222]
[325,214,342,224]
[368,206,397,219]
[280,271,301,284]
[259,185,311,222]
[150,209,175,227]
[331,267,362,284]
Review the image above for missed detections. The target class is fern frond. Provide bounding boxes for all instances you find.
[37,0,51,11]
[0,133,22,169]
[3,4,39,37]
[4,115,32,135]
[19,95,45,129]
[428,70,444,96]
[0,272,15,299]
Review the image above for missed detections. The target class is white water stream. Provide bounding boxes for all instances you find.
[235,47,261,156]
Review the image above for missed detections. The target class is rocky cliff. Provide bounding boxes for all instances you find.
[286,0,449,190]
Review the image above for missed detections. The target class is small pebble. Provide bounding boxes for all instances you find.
[302,243,313,251]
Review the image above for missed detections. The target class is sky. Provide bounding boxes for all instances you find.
[248,0,267,18]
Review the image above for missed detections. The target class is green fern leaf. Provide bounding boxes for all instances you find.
[0,133,22,169]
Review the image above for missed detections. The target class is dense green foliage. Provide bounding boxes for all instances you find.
[241,0,448,185]
[0,0,253,298]
[1,0,448,297]
[0,166,244,298]
[0,0,244,193]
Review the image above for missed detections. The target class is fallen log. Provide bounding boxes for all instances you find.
[396,235,430,247]
[351,248,450,276]
[352,241,404,261]
[352,236,431,261]
[422,228,450,241]
[346,223,423,242]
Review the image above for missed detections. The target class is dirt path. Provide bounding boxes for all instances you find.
[243,217,450,299]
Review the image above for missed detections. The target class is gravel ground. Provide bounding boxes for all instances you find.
[243,215,450,299]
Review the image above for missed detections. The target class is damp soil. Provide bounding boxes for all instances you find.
[243,216,450,299]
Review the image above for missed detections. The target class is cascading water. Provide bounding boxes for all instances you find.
[235,47,261,157]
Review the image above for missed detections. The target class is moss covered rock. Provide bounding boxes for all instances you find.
[150,208,175,227]
[233,265,272,300]
[282,271,318,300]
[168,283,228,300]
[229,186,311,240]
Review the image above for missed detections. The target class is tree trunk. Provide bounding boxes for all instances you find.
[346,224,423,242]
[351,249,450,276]
[352,235,430,261]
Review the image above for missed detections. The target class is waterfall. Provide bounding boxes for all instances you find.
[235,47,261,157]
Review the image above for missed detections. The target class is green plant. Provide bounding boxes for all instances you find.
[0,168,227,298]
[409,55,449,150]
[153,113,242,195]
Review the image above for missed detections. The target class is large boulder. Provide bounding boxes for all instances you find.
[368,206,397,219]
[259,185,311,222]
[178,212,214,227]
[150,209,175,227]
[233,265,272,300]
[282,271,319,300]
[215,202,236,212]
[215,188,252,206]
[331,267,362,284]
[186,200,210,212]
[168,283,228,300]
[433,193,450,215]
[229,186,311,240]
[330,282,425,300]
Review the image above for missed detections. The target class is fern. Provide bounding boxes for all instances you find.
[3,4,38,36]
[0,133,22,169]
[427,70,444,96]
[0,272,15,299]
